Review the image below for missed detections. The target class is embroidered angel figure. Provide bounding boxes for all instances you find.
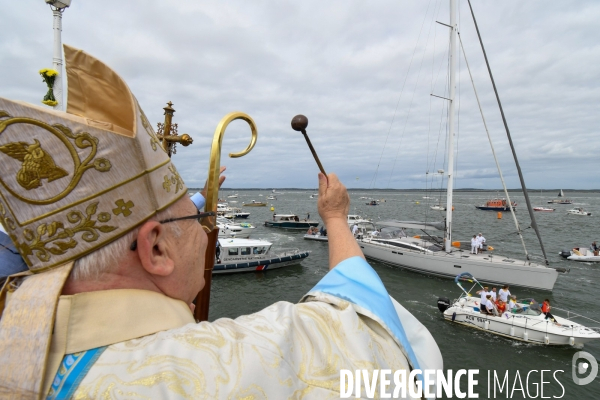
[0,139,69,190]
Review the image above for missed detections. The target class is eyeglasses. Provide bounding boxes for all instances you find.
[130,211,216,251]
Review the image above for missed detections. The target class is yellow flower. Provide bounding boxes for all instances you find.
[42,100,58,107]
[39,68,48,74]
[45,69,58,77]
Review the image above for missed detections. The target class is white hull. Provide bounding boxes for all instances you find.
[442,299,600,346]
[303,234,328,242]
[567,248,600,262]
[359,239,558,290]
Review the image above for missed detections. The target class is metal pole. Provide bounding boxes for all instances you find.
[444,0,456,252]
[52,9,64,111]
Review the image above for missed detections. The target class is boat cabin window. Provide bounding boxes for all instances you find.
[241,247,251,255]
[228,248,239,256]
[253,247,267,254]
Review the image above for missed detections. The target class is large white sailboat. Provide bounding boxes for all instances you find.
[359,0,563,291]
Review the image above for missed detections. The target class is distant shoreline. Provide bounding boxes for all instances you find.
[188,188,600,193]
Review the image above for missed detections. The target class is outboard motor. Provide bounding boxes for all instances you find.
[558,249,571,259]
[437,297,451,313]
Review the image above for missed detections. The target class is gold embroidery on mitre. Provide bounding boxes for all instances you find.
[112,199,134,217]
[162,164,184,194]
[0,112,112,205]
[0,201,16,231]
[0,139,68,190]
[139,107,164,153]
[12,201,117,265]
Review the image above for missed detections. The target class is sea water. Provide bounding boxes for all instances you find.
[205,189,600,398]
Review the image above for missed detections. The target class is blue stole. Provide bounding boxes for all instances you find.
[46,346,107,399]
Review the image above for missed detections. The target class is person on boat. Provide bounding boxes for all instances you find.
[477,286,490,310]
[498,285,511,303]
[507,295,518,313]
[351,223,359,237]
[495,298,506,314]
[306,212,310,220]
[542,299,561,326]
[490,287,497,301]
[306,226,315,235]
[471,235,479,254]
[477,233,486,251]
[483,295,495,315]
[0,48,442,398]
[592,241,599,256]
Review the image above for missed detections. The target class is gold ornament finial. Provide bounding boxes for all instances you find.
[156,101,194,157]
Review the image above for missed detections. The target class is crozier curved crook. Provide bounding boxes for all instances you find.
[202,112,257,232]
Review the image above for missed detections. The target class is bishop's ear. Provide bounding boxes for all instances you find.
[135,221,175,277]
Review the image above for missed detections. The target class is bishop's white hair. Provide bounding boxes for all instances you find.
[72,204,183,281]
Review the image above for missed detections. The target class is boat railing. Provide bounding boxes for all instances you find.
[553,307,600,332]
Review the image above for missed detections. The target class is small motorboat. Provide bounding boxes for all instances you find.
[266,195,276,200]
[475,198,516,211]
[227,194,238,199]
[566,208,591,216]
[533,206,555,212]
[562,247,600,262]
[243,200,267,207]
[214,238,309,274]
[366,200,379,206]
[437,273,600,346]
[225,207,250,219]
[217,217,255,238]
[304,232,328,242]
[265,214,319,230]
[430,205,446,211]
[216,203,232,215]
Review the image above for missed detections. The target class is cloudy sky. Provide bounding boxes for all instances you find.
[2,1,598,189]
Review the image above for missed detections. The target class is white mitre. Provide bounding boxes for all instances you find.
[0,45,188,398]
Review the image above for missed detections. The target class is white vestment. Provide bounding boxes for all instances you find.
[43,257,442,399]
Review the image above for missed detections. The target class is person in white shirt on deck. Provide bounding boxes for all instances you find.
[477,233,486,251]
[490,287,497,301]
[471,235,479,254]
[499,285,511,302]
[476,286,489,311]
[484,295,495,315]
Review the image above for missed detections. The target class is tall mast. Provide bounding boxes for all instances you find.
[444,0,457,252]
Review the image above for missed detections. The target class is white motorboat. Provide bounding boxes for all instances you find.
[437,273,600,346]
[214,238,309,274]
[430,205,446,211]
[227,194,238,199]
[359,0,563,291]
[216,203,232,215]
[304,232,328,242]
[564,247,600,262]
[533,207,555,212]
[266,195,276,200]
[566,208,591,216]
[216,216,255,238]
[347,214,370,225]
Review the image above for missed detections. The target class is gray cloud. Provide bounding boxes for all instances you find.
[1,1,598,189]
